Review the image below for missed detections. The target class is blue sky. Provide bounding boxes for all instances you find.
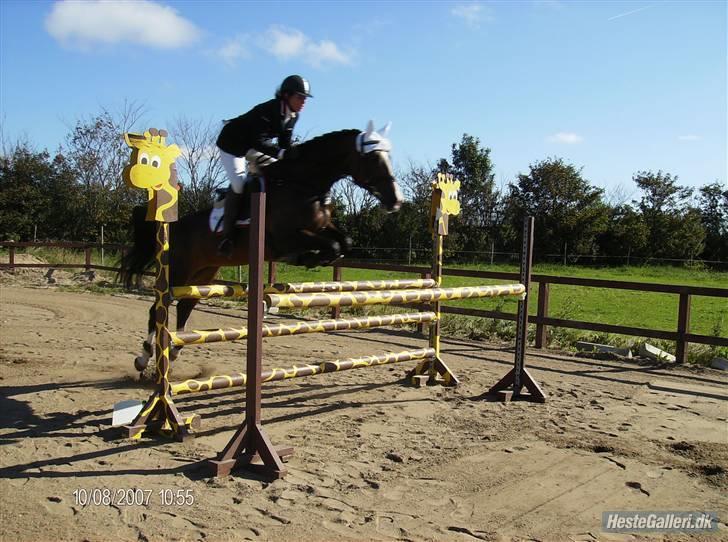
[1,0,725,200]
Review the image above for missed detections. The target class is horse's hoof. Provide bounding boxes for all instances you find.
[170,346,182,362]
[344,237,353,253]
[134,356,149,371]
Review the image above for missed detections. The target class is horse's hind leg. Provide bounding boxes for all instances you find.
[134,304,156,372]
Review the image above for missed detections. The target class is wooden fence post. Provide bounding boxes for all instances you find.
[9,246,15,274]
[535,282,550,348]
[676,293,691,364]
[84,247,92,271]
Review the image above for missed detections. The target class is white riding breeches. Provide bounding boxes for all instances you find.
[219,150,248,194]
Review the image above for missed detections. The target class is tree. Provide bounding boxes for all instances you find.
[438,134,499,252]
[598,204,649,262]
[62,102,147,241]
[169,116,226,213]
[0,143,81,241]
[0,144,51,240]
[632,171,705,259]
[504,157,609,259]
[698,181,728,261]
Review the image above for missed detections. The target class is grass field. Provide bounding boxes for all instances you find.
[3,246,727,363]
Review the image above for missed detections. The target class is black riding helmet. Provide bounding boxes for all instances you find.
[276,75,313,98]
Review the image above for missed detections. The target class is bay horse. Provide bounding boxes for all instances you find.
[119,122,403,371]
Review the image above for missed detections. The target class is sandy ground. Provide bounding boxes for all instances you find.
[0,264,726,542]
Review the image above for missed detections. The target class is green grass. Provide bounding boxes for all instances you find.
[4,246,726,364]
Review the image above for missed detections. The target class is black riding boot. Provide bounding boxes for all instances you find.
[217,190,246,258]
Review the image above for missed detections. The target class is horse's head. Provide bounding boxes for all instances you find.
[350,121,403,212]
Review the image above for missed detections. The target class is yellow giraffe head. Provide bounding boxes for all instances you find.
[430,172,461,235]
[123,128,182,222]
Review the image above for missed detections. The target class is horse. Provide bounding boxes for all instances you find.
[119,122,403,372]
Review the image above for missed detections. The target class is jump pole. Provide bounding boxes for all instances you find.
[170,311,437,347]
[171,348,436,395]
[171,278,439,299]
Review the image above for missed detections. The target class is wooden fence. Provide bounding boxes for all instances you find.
[324,261,728,364]
[0,241,127,273]
[2,241,726,363]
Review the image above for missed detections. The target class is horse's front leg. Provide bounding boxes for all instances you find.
[289,230,344,268]
[133,290,200,373]
[319,224,353,256]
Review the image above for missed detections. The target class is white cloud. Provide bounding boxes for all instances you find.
[306,40,350,67]
[451,3,494,26]
[263,26,308,59]
[547,132,583,144]
[45,0,200,49]
[215,35,251,67]
[678,134,701,141]
[259,25,351,67]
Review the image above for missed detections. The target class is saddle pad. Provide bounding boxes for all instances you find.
[209,207,224,233]
[208,207,250,233]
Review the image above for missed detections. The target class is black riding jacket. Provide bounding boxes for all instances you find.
[216,98,297,158]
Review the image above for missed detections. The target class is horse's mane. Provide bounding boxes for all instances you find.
[263,129,359,187]
[295,129,358,157]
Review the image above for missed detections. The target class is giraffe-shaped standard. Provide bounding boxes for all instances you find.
[429,172,461,236]
[122,128,182,223]
[121,128,197,441]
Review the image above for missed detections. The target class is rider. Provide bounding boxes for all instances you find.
[216,74,313,258]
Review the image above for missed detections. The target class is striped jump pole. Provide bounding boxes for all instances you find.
[264,284,526,310]
[171,278,438,300]
[171,348,435,396]
[170,311,437,346]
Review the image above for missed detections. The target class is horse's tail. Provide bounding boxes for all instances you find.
[118,205,156,288]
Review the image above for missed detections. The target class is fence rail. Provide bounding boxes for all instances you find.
[0,241,127,273]
[332,260,728,363]
[2,241,726,363]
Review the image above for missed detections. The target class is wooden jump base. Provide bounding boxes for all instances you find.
[171,348,435,395]
[172,278,438,299]
[170,311,436,346]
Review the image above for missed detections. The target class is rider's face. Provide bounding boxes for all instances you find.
[286,93,307,113]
